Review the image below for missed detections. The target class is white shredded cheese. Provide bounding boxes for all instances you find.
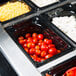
[31,0,59,7]
[52,16,76,42]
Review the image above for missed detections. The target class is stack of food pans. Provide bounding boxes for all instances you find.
[0,0,76,76]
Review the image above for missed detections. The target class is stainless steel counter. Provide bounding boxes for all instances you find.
[0,1,76,76]
[0,23,76,76]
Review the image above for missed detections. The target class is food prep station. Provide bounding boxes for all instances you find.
[0,0,76,76]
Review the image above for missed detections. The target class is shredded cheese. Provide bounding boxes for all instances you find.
[0,1,31,22]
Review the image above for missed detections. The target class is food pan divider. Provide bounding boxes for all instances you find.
[24,0,69,11]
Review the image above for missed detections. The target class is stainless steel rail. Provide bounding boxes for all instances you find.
[38,50,76,72]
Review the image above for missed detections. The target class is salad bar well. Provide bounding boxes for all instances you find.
[5,16,74,67]
[0,0,76,76]
[42,56,76,76]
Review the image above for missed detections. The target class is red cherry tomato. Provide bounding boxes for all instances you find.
[27,43,31,48]
[32,33,37,38]
[45,54,53,59]
[41,42,46,45]
[41,51,47,57]
[48,44,55,48]
[46,73,51,76]
[48,48,57,55]
[19,40,25,44]
[35,49,41,55]
[23,39,27,43]
[57,50,61,54]
[31,42,35,48]
[41,44,48,51]
[41,58,45,62]
[25,33,31,38]
[24,48,29,53]
[38,34,44,40]
[49,39,52,44]
[44,39,48,44]
[27,37,32,43]
[35,45,40,50]
[38,42,42,46]
[23,43,27,48]
[39,40,43,43]
[36,57,41,62]
[44,39,52,44]
[18,36,24,40]
[29,48,35,54]
[33,38,38,44]
[32,55,38,61]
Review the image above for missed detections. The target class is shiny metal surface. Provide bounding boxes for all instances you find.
[0,25,41,76]
[0,1,76,75]
[38,50,76,72]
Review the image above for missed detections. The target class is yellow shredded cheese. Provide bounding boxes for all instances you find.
[0,1,31,22]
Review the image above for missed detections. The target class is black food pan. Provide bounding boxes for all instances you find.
[42,56,76,76]
[5,16,74,67]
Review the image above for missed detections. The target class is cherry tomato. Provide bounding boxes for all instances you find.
[38,42,42,46]
[48,44,55,48]
[41,51,47,57]
[41,42,46,45]
[24,48,29,53]
[39,40,43,43]
[41,58,45,62]
[19,40,25,44]
[36,57,41,62]
[25,33,31,38]
[33,38,38,44]
[45,54,53,59]
[35,45,40,50]
[18,36,24,40]
[27,37,32,43]
[23,39,27,43]
[57,50,61,54]
[46,73,51,76]
[38,34,44,40]
[32,33,37,38]
[44,39,48,44]
[48,48,57,55]
[29,48,35,54]
[49,39,52,44]
[35,49,41,55]
[27,43,31,48]
[41,44,48,51]
[32,55,38,61]
[44,39,52,44]
[23,43,27,48]
[31,42,35,48]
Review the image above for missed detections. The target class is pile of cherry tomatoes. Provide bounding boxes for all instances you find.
[18,33,61,62]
